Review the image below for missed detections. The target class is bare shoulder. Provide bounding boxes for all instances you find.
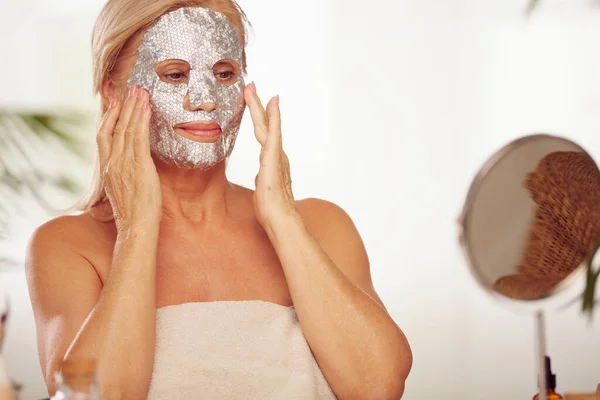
[295,197,358,237]
[295,198,383,305]
[294,197,366,263]
[26,212,113,283]
[27,213,106,257]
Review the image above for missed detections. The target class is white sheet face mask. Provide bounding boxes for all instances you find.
[128,7,245,169]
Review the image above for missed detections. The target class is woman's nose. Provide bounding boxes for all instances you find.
[183,93,218,112]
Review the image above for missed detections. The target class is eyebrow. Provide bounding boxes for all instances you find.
[154,59,191,68]
[157,59,189,64]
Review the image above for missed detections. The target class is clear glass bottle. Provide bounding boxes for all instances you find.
[52,359,102,400]
[0,355,17,400]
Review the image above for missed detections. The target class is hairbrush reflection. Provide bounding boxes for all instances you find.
[458,135,600,302]
[493,151,600,300]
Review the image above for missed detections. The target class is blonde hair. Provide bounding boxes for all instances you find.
[73,0,249,218]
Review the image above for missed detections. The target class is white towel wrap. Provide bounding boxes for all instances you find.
[147,300,337,400]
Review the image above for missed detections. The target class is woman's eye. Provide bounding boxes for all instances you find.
[165,72,187,82]
[216,71,234,80]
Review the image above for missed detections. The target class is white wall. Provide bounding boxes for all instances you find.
[1,0,600,399]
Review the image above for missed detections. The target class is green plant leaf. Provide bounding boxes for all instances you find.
[53,176,82,194]
[20,114,85,159]
[525,0,540,17]
[581,234,600,319]
[0,110,89,246]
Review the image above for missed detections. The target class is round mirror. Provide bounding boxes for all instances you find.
[458,134,600,302]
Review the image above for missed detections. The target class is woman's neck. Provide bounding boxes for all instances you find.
[154,157,232,224]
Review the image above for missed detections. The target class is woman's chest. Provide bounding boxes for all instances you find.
[153,228,291,307]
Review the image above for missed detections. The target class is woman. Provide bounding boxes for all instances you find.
[25,1,412,399]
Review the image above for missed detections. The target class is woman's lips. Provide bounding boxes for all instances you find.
[174,122,222,140]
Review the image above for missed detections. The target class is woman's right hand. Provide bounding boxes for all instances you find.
[96,85,162,234]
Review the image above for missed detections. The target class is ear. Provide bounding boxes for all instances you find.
[100,76,118,109]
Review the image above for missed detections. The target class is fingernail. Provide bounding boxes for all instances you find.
[276,95,279,105]
[110,97,117,108]
[137,87,145,99]
[250,82,256,94]
[129,85,137,97]
[143,92,149,110]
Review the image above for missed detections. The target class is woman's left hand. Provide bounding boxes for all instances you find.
[244,82,297,233]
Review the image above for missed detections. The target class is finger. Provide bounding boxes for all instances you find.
[244,83,267,142]
[248,82,268,121]
[112,85,140,158]
[134,90,152,160]
[244,83,267,145]
[266,95,281,151]
[96,97,121,172]
[124,87,146,156]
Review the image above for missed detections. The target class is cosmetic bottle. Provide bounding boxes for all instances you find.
[0,356,17,400]
[533,356,563,400]
[52,359,102,400]
[0,308,17,400]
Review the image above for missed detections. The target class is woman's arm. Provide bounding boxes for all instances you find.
[26,219,158,399]
[244,84,411,399]
[268,199,412,400]
[26,87,162,400]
